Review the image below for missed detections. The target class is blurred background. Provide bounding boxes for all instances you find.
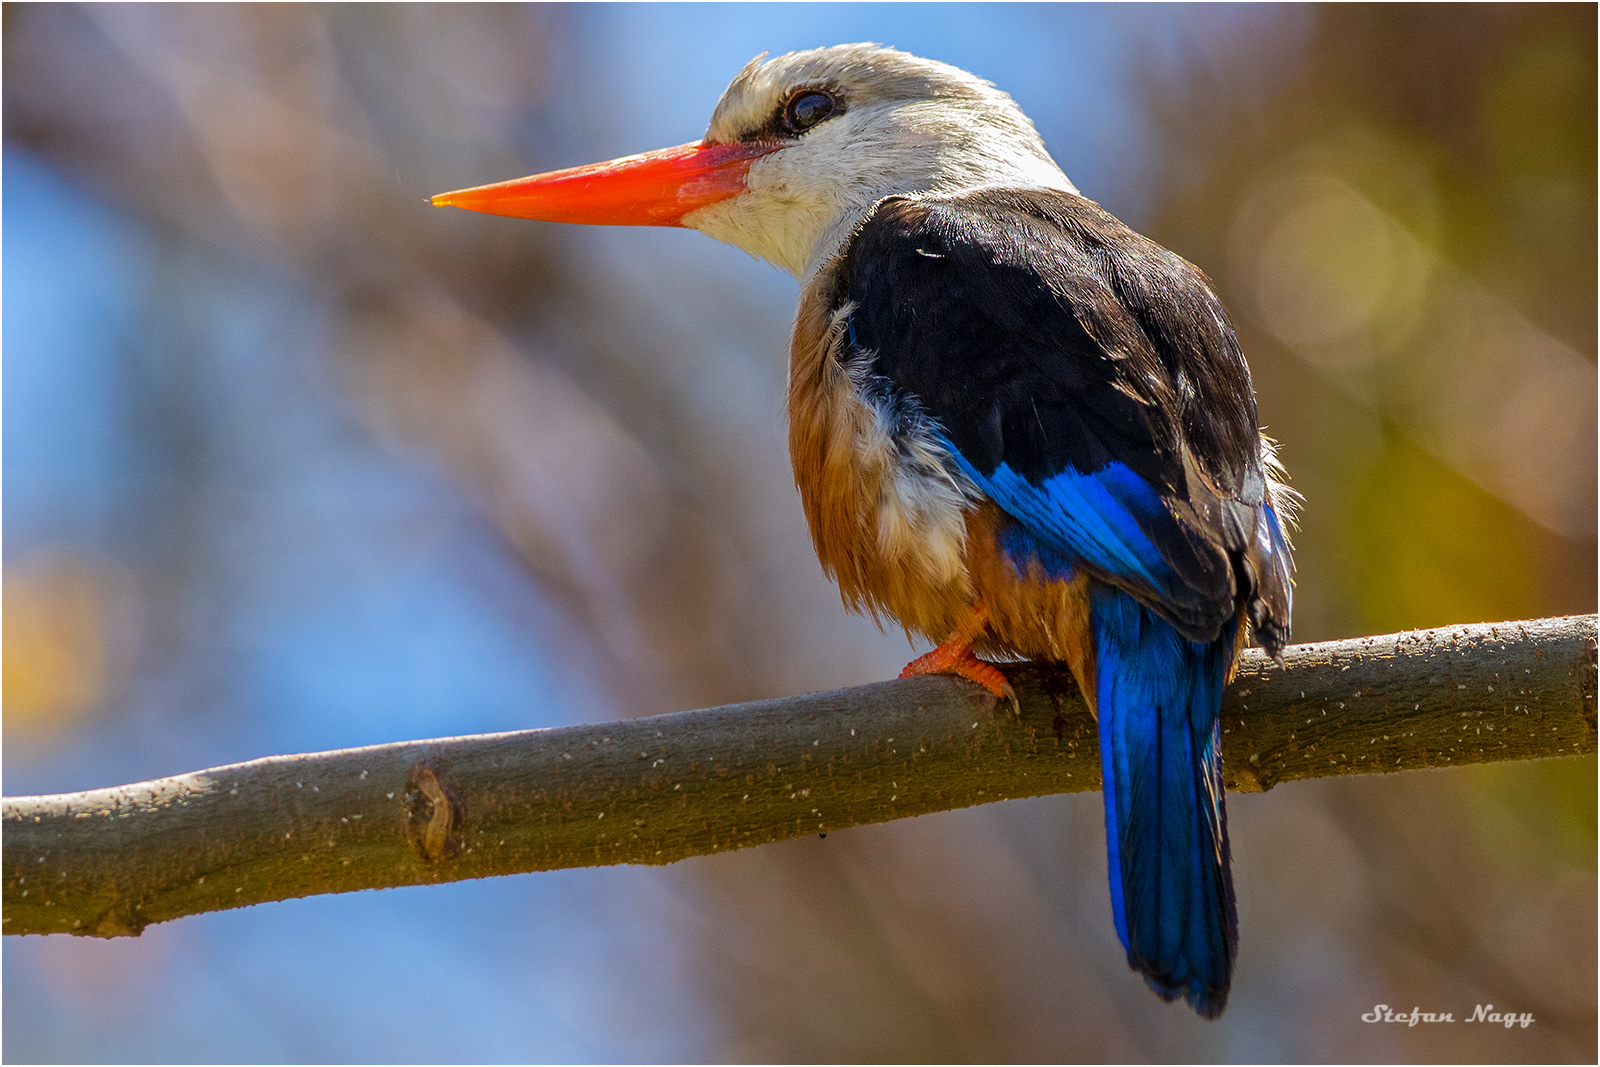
[3,4,1594,1062]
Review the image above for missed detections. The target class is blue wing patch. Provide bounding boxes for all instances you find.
[942,438,1181,598]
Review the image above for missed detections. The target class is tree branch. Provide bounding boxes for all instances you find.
[4,616,1594,938]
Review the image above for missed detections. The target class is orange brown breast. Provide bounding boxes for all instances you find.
[787,263,1098,699]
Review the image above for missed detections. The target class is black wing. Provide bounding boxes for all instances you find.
[839,188,1291,649]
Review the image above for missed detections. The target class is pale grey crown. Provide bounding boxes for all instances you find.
[707,43,1048,152]
[685,44,1076,278]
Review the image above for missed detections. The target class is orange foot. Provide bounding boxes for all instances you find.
[900,643,1016,702]
[899,602,1017,703]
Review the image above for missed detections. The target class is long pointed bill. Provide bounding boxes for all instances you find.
[430,140,778,227]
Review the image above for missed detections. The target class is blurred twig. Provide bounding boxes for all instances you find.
[4,616,1592,939]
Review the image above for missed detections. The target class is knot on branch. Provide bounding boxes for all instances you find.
[89,911,145,939]
[406,764,458,862]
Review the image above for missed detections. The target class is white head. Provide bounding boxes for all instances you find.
[433,44,1075,280]
[687,44,1076,277]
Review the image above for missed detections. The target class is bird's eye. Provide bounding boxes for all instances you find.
[784,90,837,134]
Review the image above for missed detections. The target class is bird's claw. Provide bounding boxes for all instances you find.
[900,644,1017,714]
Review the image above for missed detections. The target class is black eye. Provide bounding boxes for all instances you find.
[784,90,837,134]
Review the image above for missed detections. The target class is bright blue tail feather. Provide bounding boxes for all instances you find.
[1092,583,1238,1018]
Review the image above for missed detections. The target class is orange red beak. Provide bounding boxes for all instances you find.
[430,140,777,227]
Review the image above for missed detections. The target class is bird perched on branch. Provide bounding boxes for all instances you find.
[433,43,1295,1018]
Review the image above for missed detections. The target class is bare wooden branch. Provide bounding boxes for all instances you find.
[4,616,1594,938]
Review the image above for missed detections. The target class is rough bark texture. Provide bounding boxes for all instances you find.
[4,616,1594,938]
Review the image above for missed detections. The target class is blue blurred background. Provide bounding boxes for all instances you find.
[4,5,1594,1061]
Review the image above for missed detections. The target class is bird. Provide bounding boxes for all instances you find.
[432,43,1295,1019]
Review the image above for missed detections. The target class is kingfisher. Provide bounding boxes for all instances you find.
[433,43,1294,1018]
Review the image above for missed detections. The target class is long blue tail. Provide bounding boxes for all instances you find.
[1091,583,1238,1018]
